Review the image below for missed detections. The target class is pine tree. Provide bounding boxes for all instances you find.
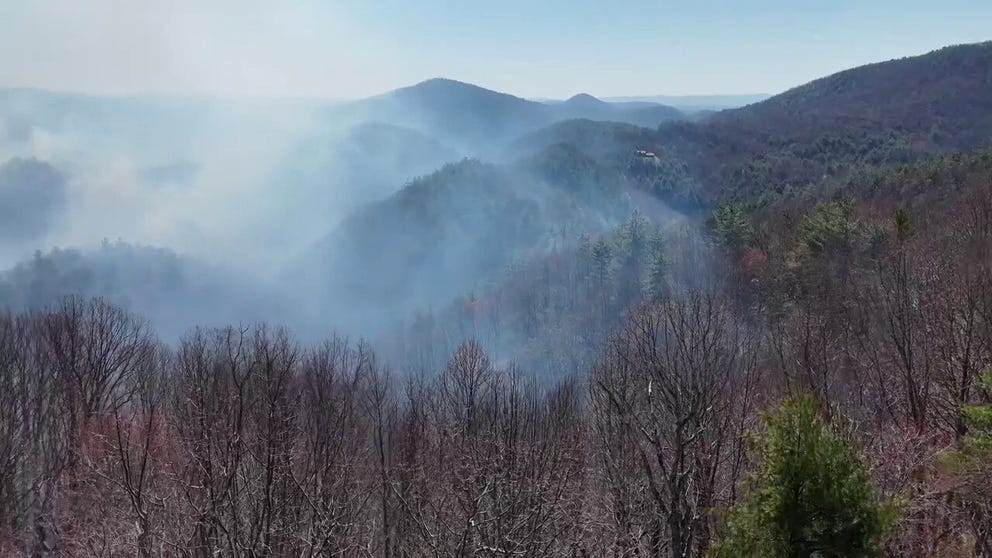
[642,230,668,302]
[711,394,895,558]
[944,371,992,500]
[893,208,914,243]
[959,371,992,456]
[590,238,613,285]
[616,211,649,306]
[709,202,754,254]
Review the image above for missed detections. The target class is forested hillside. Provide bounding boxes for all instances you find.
[679,41,992,200]
[714,41,992,147]
[515,42,992,204]
[0,242,293,339]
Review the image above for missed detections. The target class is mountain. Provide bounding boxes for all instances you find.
[638,41,992,201]
[0,242,296,340]
[297,157,633,332]
[509,119,658,161]
[296,39,992,365]
[711,41,992,149]
[297,121,713,335]
[340,78,551,151]
[273,121,461,212]
[603,94,770,111]
[336,79,685,152]
[562,93,609,110]
[550,93,684,128]
[496,42,992,207]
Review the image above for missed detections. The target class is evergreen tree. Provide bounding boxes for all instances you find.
[590,238,613,285]
[959,371,992,457]
[797,199,859,255]
[709,202,754,254]
[615,211,649,306]
[711,394,894,558]
[642,230,668,302]
[892,208,914,243]
[940,371,992,554]
[944,371,992,512]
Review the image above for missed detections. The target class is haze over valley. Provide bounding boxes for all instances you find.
[4,41,990,345]
[0,74,732,340]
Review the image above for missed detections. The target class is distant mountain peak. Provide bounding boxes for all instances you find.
[412,77,472,88]
[401,77,516,98]
[564,93,607,107]
[382,78,537,113]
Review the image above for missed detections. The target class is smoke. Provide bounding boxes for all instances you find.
[0,97,321,271]
[0,158,66,241]
[0,0,408,99]
[0,0,428,278]
[0,80,692,346]
[0,1,696,351]
[0,89,480,342]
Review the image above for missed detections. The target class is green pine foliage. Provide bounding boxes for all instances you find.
[962,379,992,455]
[796,199,860,255]
[711,394,895,558]
[951,371,992,464]
[642,231,668,302]
[590,238,613,284]
[709,202,754,254]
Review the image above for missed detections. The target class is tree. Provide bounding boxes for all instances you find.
[616,211,650,307]
[590,237,613,285]
[592,293,756,557]
[0,311,72,555]
[642,230,669,302]
[709,203,753,254]
[796,199,859,256]
[711,394,894,558]
[893,208,914,243]
[959,372,992,456]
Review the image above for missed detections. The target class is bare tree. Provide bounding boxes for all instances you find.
[292,335,377,555]
[591,293,756,558]
[40,297,157,426]
[856,242,939,432]
[67,342,171,557]
[0,312,72,555]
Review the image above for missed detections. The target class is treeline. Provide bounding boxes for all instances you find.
[1,295,724,556]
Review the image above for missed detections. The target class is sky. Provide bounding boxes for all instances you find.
[0,0,989,99]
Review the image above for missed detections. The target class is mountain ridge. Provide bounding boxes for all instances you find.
[711,41,992,147]
[337,77,685,151]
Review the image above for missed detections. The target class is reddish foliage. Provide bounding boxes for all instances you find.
[740,248,768,279]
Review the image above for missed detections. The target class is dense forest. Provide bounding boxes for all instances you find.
[1,41,992,556]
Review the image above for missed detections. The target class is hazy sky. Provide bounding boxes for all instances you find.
[1,0,989,99]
